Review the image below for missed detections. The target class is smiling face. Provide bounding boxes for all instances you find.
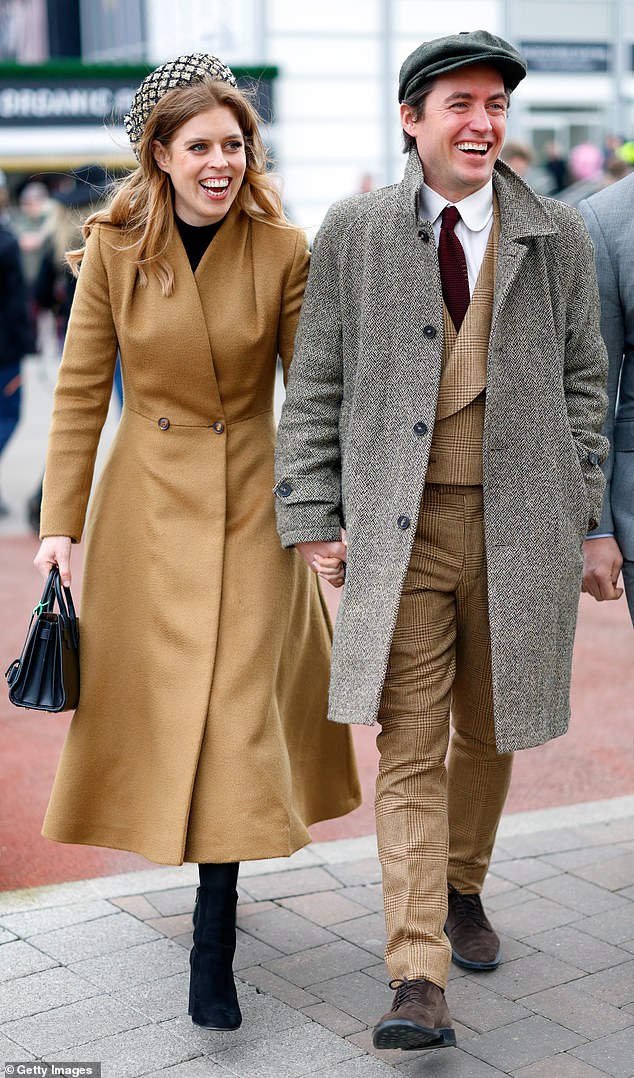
[152,104,247,226]
[401,64,508,203]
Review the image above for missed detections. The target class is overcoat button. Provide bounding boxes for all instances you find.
[413,421,428,436]
[277,481,293,498]
[397,515,411,530]
[587,451,598,466]
[423,325,437,338]
[213,421,225,434]
[418,230,431,243]
[158,417,170,430]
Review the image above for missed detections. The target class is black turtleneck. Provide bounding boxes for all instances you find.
[175,214,223,272]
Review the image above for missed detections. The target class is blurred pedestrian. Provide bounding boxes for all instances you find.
[0,170,35,516]
[580,174,634,623]
[12,180,55,343]
[275,30,609,1051]
[33,53,360,1031]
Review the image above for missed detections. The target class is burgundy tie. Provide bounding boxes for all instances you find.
[438,205,470,332]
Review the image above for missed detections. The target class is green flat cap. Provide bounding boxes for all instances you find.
[398,29,527,102]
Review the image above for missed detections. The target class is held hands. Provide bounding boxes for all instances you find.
[582,536,624,601]
[295,540,347,589]
[34,536,73,587]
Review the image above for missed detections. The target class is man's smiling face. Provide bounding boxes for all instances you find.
[401,64,508,203]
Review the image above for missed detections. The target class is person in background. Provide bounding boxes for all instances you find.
[275,30,608,1051]
[0,169,35,516]
[580,174,634,623]
[11,179,55,344]
[33,53,360,1031]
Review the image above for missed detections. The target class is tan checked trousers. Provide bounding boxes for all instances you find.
[376,484,514,989]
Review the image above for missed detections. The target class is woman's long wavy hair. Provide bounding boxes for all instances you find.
[67,78,289,296]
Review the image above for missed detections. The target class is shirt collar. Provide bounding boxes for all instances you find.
[419,179,494,233]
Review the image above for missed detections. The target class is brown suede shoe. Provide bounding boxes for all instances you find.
[372,978,456,1051]
[445,883,501,970]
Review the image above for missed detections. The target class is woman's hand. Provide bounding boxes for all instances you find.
[34,536,73,587]
[295,540,347,589]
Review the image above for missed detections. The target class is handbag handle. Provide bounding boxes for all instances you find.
[51,568,79,649]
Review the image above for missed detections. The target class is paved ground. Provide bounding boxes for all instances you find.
[0,798,633,1077]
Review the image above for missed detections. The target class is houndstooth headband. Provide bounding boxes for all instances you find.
[124,53,238,155]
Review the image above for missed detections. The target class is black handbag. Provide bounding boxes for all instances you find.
[5,566,80,712]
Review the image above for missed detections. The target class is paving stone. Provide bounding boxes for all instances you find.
[495,933,537,963]
[543,845,629,873]
[31,911,161,963]
[111,895,163,920]
[491,896,581,939]
[115,972,190,1021]
[0,929,16,944]
[448,977,532,1032]
[264,939,380,988]
[574,855,634,892]
[339,884,384,913]
[326,858,383,887]
[346,1026,480,1071]
[145,914,196,939]
[302,1001,366,1037]
[474,952,585,1000]
[209,1020,361,1077]
[279,891,371,926]
[522,924,631,974]
[398,1045,508,1075]
[0,965,99,1022]
[308,970,392,1024]
[172,931,193,951]
[574,959,634,1006]
[142,1059,231,1077]
[572,820,634,847]
[489,859,562,887]
[69,938,189,991]
[500,829,589,858]
[241,867,341,901]
[521,982,634,1038]
[361,961,389,984]
[162,982,311,1052]
[0,1029,36,1061]
[236,899,276,918]
[138,886,197,917]
[235,903,336,954]
[527,874,629,915]
[485,888,535,913]
[330,913,386,958]
[0,899,117,938]
[1,993,148,1055]
[572,1024,634,1077]
[0,939,57,982]
[462,1014,585,1070]
[233,926,282,969]
[574,907,634,946]
[321,1059,397,1076]
[239,966,321,1009]
[512,1055,613,1076]
[52,1022,196,1077]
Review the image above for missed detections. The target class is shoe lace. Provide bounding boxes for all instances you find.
[448,884,488,928]
[388,977,427,1008]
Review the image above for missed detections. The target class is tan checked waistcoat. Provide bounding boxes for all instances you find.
[426,198,500,485]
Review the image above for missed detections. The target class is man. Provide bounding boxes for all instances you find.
[275,31,608,1051]
[579,176,634,624]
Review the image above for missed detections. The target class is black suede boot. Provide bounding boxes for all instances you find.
[189,863,241,1030]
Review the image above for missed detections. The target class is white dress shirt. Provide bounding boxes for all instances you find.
[419,180,494,295]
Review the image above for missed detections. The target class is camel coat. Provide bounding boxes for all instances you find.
[40,204,361,866]
[275,154,609,753]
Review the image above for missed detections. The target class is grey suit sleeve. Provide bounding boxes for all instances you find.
[579,197,624,536]
[274,205,345,548]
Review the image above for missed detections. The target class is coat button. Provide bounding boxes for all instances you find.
[423,325,437,339]
[158,417,170,430]
[397,515,411,530]
[413,421,428,436]
[213,421,225,434]
[418,229,431,243]
[276,481,293,498]
[587,451,598,466]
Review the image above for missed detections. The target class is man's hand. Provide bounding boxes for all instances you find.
[582,536,624,601]
[295,540,347,589]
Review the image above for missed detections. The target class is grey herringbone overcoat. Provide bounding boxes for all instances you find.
[274,153,609,753]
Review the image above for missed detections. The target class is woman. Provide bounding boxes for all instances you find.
[34,54,360,1032]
